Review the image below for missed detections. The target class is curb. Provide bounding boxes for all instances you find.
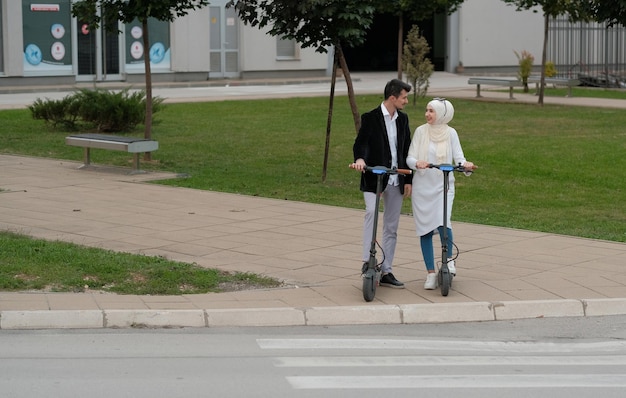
[1,298,625,330]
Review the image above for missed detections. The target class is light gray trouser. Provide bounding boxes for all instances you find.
[362,184,403,274]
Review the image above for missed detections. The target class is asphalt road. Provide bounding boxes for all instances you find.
[2,315,625,398]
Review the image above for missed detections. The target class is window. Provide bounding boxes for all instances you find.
[276,37,298,60]
[125,18,171,72]
[22,0,73,75]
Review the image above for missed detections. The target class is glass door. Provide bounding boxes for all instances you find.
[209,2,239,78]
[76,18,123,81]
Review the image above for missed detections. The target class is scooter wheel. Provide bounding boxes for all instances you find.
[439,269,451,297]
[362,272,377,302]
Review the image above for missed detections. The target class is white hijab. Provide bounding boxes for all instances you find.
[417,98,455,164]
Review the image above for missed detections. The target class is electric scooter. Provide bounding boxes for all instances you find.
[357,165,412,302]
[428,163,476,296]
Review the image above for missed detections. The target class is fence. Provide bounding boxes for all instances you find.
[548,16,626,88]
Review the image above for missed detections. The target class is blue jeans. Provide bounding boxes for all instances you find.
[420,226,453,271]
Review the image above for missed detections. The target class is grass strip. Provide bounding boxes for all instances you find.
[0,231,281,294]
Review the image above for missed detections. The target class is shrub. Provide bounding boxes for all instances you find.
[28,94,82,129]
[29,88,163,132]
[514,50,534,92]
[545,61,557,77]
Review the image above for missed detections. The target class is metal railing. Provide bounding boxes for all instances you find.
[548,16,626,88]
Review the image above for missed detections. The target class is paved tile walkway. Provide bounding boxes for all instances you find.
[1,72,625,329]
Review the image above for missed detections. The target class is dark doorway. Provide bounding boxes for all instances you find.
[342,13,443,72]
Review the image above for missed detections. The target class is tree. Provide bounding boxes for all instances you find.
[227,0,374,130]
[403,25,434,105]
[585,0,626,26]
[71,0,210,160]
[376,0,465,79]
[502,0,590,105]
[226,0,376,181]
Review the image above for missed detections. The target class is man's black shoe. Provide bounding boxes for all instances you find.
[379,272,405,289]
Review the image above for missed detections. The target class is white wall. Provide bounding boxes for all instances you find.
[170,9,211,73]
[3,0,24,75]
[239,24,329,73]
[458,0,544,68]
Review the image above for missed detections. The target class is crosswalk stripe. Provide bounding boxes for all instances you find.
[260,338,626,391]
[286,374,626,389]
[258,338,626,353]
[273,355,626,367]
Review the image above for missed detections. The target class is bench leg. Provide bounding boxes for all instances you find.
[79,148,91,169]
[130,153,148,174]
[476,84,482,98]
[509,86,515,100]
[133,153,140,172]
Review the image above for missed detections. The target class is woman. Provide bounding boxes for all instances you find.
[407,98,475,290]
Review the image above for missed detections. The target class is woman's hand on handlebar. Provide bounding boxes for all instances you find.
[463,161,477,171]
[415,160,430,169]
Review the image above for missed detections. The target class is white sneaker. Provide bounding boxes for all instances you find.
[424,273,438,290]
[447,260,456,276]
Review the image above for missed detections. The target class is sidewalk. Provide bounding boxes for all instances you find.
[1,72,625,329]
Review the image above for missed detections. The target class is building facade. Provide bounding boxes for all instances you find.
[4,0,611,88]
[452,0,543,73]
[1,0,330,87]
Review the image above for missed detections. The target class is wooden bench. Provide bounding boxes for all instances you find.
[528,77,581,97]
[467,77,523,99]
[65,133,159,173]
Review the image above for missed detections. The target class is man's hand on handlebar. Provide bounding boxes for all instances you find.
[350,159,367,172]
[349,163,413,176]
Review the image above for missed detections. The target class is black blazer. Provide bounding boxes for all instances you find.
[353,106,412,194]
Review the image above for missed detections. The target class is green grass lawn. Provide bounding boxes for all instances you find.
[2,91,625,243]
[1,88,625,293]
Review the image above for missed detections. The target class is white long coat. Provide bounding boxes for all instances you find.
[407,125,467,236]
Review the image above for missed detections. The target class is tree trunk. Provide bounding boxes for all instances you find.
[322,49,339,182]
[336,43,360,134]
[142,18,153,161]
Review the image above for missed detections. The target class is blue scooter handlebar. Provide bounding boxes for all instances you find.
[363,166,413,175]
[428,163,476,174]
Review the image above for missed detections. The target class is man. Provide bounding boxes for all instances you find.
[350,79,413,288]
